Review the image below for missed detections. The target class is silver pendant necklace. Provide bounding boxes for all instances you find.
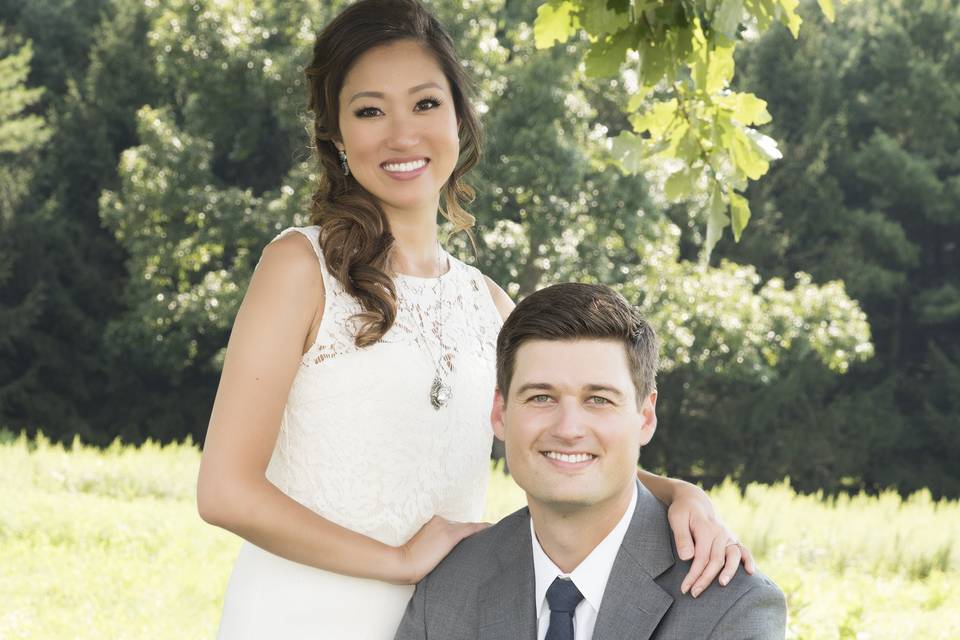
[430,374,452,410]
[405,243,453,410]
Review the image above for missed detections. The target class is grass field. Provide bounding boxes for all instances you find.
[1,434,958,639]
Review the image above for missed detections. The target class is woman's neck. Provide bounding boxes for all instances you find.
[383,202,445,277]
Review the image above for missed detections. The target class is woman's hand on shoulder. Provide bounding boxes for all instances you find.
[667,481,757,598]
[197,231,324,527]
[390,516,489,584]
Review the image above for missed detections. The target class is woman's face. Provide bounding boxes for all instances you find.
[337,40,460,217]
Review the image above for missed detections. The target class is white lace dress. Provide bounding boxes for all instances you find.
[216,226,502,639]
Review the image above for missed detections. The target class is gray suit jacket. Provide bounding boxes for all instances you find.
[395,481,786,639]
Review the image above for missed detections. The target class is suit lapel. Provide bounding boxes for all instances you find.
[478,508,537,640]
[592,481,676,640]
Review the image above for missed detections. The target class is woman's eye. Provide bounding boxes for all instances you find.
[415,97,442,111]
[354,106,382,118]
[354,97,441,118]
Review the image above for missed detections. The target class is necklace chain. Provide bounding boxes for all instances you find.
[402,243,453,410]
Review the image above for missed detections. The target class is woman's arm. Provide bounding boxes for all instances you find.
[197,233,483,585]
[483,276,755,596]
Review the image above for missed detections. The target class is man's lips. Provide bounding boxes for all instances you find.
[541,451,597,467]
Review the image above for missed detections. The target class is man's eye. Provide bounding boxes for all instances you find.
[415,97,442,111]
[529,394,552,403]
[588,396,611,405]
[354,106,382,118]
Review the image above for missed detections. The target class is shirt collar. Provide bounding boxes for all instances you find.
[530,482,639,617]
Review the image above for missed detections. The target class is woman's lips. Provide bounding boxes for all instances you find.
[380,158,430,181]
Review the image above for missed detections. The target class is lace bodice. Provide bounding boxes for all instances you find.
[264,226,503,547]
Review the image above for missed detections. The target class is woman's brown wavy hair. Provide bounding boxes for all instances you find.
[305,0,483,348]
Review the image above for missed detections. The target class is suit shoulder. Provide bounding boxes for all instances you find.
[715,565,782,594]
[430,507,529,576]
[655,565,786,639]
[731,571,786,611]
[704,571,787,639]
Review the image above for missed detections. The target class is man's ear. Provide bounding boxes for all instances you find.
[638,390,657,447]
[490,388,506,441]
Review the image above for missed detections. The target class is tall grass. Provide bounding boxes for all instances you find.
[2,434,958,639]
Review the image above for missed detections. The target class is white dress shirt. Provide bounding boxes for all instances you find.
[531,483,639,640]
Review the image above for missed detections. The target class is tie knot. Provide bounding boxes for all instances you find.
[546,577,584,614]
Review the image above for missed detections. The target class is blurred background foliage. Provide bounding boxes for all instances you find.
[0,0,957,497]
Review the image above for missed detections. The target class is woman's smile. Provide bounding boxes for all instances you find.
[381,156,431,180]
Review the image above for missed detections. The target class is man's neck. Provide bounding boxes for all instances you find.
[528,483,636,574]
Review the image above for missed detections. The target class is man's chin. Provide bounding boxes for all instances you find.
[527,489,600,514]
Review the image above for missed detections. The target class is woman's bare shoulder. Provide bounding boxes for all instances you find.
[258,230,324,289]
[481,274,515,322]
[231,230,326,346]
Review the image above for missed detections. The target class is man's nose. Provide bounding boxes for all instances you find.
[549,400,589,441]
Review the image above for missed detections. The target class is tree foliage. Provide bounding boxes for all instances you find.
[533,0,841,259]
[0,32,50,432]
[725,0,960,494]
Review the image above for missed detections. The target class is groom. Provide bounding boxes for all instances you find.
[395,283,786,639]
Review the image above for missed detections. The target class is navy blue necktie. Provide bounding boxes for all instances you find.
[545,577,584,640]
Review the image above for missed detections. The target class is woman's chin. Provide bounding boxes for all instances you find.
[373,191,441,217]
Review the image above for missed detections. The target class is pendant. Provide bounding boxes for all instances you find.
[430,375,452,409]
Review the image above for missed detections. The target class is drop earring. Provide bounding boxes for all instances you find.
[337,149,350,176]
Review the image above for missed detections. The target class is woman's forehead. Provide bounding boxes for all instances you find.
[340,41,449,97]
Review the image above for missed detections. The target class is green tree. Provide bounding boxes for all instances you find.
[533,0,842,258]
[0,34,49,219]
[0,32,50,431]
[0,1,163,441]
[97,0,329,441]
[728,0,960,495]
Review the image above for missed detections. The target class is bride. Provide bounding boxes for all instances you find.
[197,0,754,637]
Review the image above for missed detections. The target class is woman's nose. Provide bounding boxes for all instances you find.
[385,114,421,149]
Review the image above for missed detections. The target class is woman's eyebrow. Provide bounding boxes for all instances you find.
[348,81,444,105]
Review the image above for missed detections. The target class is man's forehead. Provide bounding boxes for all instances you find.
[513,339,632,381]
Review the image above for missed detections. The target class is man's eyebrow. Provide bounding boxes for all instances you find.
[584,384,625,398]
[347,82,445,105]
[514,383,555,395]
[513,383,626,398]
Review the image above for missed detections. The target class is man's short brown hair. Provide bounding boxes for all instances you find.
[496,283,659,402]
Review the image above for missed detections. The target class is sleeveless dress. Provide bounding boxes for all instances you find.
[216,226,503,639]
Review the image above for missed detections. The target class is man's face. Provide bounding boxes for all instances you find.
[492,339,657,515]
